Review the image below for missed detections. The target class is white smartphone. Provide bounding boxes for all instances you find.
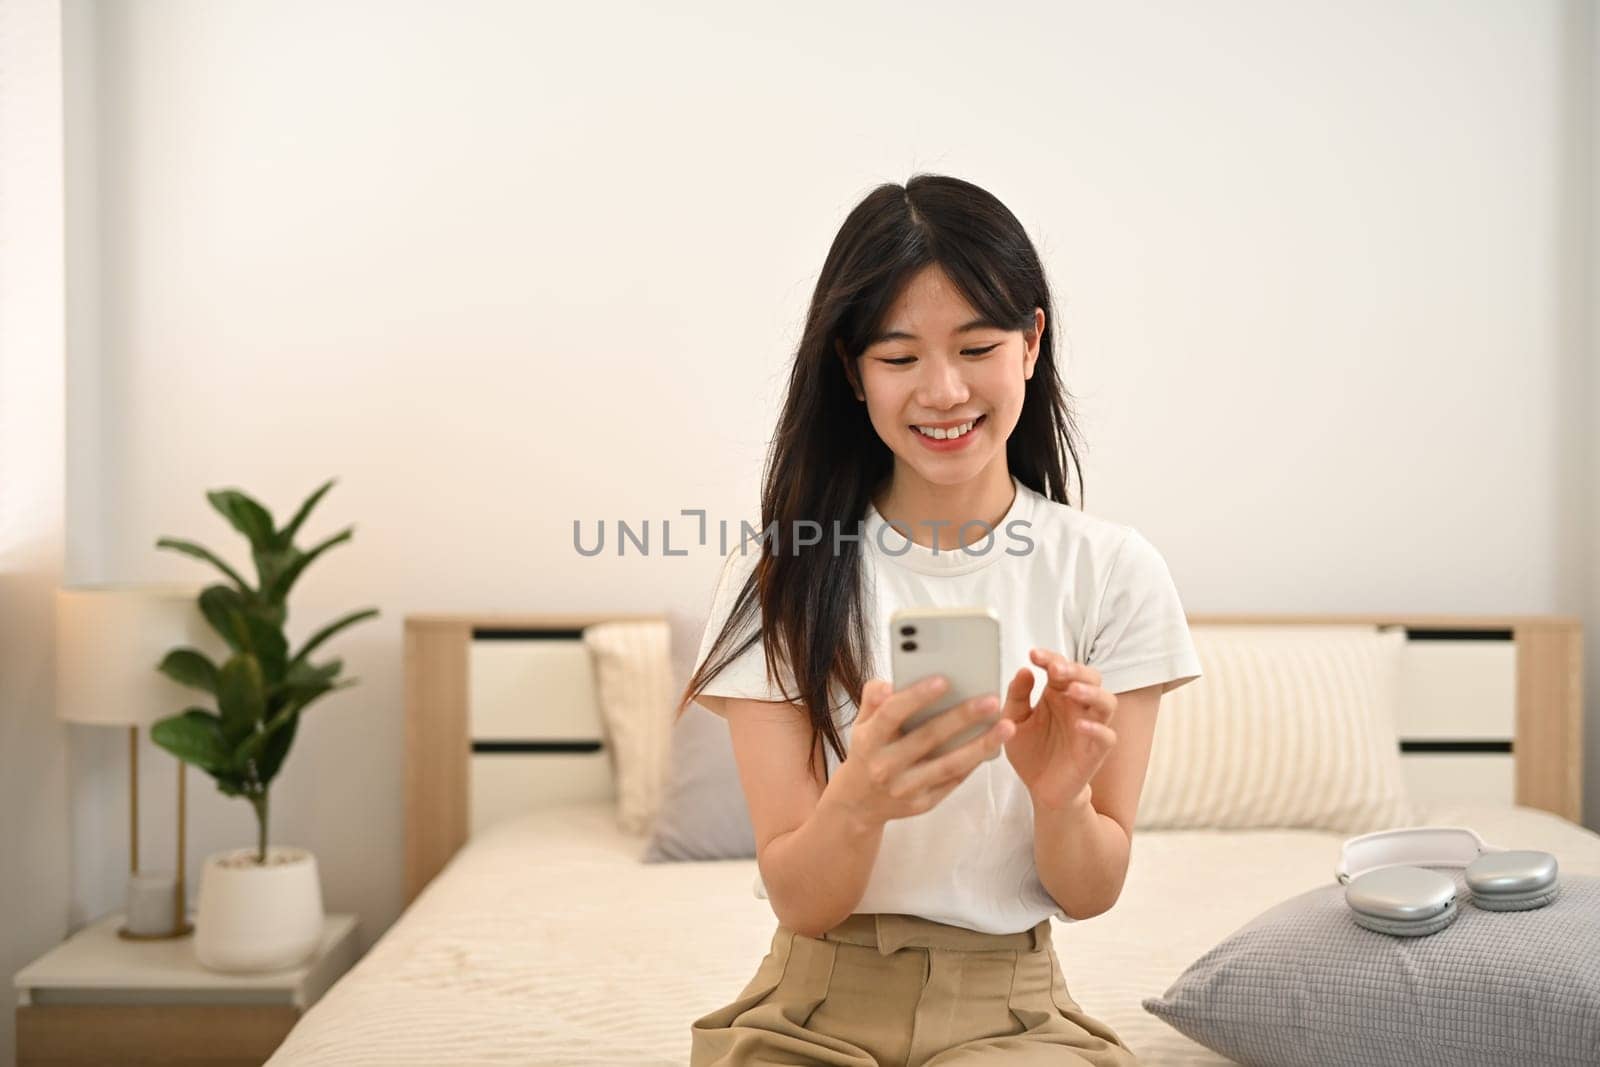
[889,606,1004,761]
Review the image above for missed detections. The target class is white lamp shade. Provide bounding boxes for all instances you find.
[55,584,226,727]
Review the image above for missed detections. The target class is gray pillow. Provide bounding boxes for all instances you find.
[1143,871,1600,1067]
[641,704,755,862]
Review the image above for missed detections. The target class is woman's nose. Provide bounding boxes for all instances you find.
[916,356,971,409]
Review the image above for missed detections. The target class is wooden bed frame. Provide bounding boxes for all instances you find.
[404,612,1584,905]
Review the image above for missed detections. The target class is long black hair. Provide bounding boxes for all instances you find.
[676,174,1086,780]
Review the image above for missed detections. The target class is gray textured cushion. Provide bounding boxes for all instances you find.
[1143,871,1600,1067]
[641,704,755,862]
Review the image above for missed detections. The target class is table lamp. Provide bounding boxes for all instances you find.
[55,583,222,940]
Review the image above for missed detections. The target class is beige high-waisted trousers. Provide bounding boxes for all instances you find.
[690,912,1142,1066]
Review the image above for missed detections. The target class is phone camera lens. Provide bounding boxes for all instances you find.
[901,640,917,652]
[899,625,916,637]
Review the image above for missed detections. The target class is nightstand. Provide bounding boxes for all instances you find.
[14,911,359,1067]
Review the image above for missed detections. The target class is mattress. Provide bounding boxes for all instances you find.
[267,801,1600,1066]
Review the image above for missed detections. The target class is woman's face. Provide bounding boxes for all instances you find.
[839,263,1042,490]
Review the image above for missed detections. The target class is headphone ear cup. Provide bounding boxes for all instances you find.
[1350,897,1458,937]
[1464,850,1560,911]
[1345,866,1459,937]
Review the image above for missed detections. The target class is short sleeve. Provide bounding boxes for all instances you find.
[689,546,802,712]
[1085,528,1202,697]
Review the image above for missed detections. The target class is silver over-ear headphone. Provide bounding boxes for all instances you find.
[1336,827,1560,937]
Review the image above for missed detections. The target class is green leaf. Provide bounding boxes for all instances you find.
[237,671,358,770]
[150,709,232,775]
[154,537,251,593]
[199,584,254,653]
[215,775,249,797]
[255,711,300,786]
[197,583,290,685]
[235,695,304,768]
[255,595,287,630]
[289,608,379,667]
[290,658,342,684]
[216,654,267,749]
[252,545,298,610]
[239,611,289,682]
[270,658,341,704]
[157,648,220,695]
[206,489,277,551]
[263,526,354,603]
[279,478,337,548]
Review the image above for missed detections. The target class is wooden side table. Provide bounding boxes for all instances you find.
[14,912,359,1067]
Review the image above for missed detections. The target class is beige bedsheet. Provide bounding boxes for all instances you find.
[267,801,1600,1066]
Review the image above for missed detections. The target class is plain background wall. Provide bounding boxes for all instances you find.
[1,3,71,1065]
[1,6,1592,1044]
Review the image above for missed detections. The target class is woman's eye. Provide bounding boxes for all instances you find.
[880,345,998,367]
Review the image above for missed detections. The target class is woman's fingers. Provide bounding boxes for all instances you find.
[1029,647,1072,690]
[889,717,1013,798]
[859,674,947,747]
[880,692,1001,769]
[1002,667,1035,723]
[855,678,890,724]
[1060,680,1116,723]
[910,773,966,814]
[1078,720,1117,747]
[1025,648,1116,726]
[1029,648,1101,691]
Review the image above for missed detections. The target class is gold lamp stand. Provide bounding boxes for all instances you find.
[117,725,194,941]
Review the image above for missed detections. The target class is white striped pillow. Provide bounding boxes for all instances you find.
[582,620,675,835]
[1133,625,1416,832]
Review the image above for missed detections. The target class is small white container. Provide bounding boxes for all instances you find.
[125,872,179,937]
[194,846,324,973]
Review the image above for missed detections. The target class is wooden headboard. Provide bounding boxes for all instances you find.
[403,612,666,903]
[404,612,1583,905]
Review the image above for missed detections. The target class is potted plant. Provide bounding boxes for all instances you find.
[150,477,378,973]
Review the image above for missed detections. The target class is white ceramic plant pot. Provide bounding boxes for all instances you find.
[194,846,324,973]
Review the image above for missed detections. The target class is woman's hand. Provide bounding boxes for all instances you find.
[1001,649,1119,811]
[823,675,1016,833]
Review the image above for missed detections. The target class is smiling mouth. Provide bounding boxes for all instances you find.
[912,415,986,441]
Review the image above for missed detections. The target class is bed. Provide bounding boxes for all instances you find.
[265,613,1592,1066]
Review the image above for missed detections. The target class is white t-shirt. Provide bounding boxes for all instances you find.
[689,474,1203,934]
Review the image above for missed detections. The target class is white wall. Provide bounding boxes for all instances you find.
[0,3,71,1066]
[50,0,1598,961]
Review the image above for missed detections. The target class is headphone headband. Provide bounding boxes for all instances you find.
[1336,826,1499,884]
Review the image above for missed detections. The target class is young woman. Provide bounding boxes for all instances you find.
[677,174,1203,1066]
